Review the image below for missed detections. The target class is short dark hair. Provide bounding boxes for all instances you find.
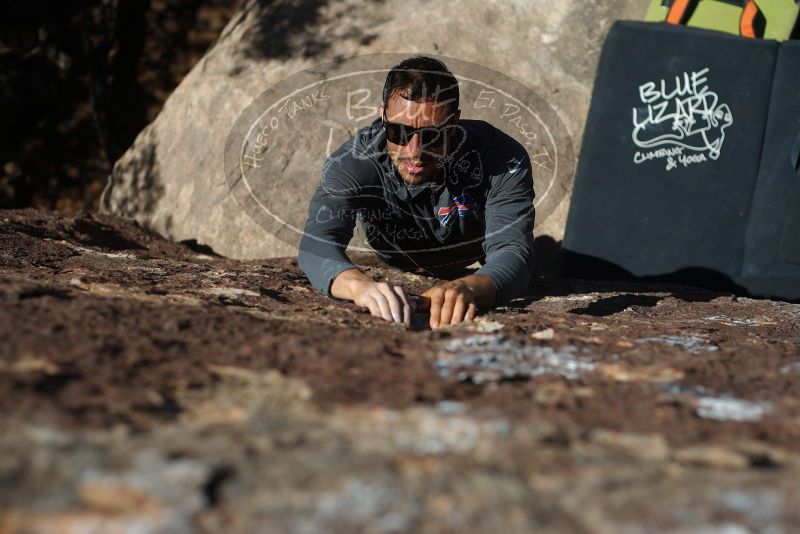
[382,56,459,114]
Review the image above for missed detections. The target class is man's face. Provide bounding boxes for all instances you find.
[380,93,460,186]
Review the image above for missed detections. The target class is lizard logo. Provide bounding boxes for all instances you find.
[631,67,734,171]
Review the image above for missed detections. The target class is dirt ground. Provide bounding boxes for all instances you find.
[1,208,799,532]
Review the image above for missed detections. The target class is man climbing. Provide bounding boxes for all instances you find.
[298,55,535,329]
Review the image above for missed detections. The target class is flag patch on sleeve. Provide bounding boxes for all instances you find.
[438,193,477,226]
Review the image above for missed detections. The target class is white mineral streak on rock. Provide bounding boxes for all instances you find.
[201,269,236,279]
[780,362,800,375]
[661,384,773,423]
[435,400,467,414]
[531,328,555,340]
[475,320,505,333]
[704,315,761,326]
[331,405,510,456]
[406,413,480,455]
[437,334,596,384]
[127,265,168,274]
[540,294,597,303]
[411,409,511,456]
[713,489,785,525]
[307,479,417,534]
[636,335,719,354]
[661,383,715,397]
[58,240,137,259]
[204,287,260,298]
[695,396,773,423]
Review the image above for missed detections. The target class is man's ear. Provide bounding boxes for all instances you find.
[379,103,384,119]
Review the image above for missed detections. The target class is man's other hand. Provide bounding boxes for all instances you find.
[420,274,496,329]
[351,280,414,326]
[331,268,414,326]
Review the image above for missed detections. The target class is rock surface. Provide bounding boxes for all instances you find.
[2,208,800,531]
[100,0,647,261]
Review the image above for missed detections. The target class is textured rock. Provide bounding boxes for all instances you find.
[99,0,647,261]
[5,208,800,532]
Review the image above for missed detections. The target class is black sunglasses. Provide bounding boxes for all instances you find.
[381,114,453,147]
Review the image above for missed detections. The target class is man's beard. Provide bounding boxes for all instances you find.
[396,157,443,185]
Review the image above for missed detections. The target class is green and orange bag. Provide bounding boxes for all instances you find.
[644,0,799,40]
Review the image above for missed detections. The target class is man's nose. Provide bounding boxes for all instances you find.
[404,131,422,158]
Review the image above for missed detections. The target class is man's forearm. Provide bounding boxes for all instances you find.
[454,274,496,308]
[474,246,533,306]
[330,268,373,301]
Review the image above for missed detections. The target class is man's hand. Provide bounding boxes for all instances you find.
[351,280,414,326]
[331,268,414,326]
[419,274,496,329]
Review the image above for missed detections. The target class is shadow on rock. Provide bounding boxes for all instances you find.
[99,128,164,221]
[568,294,663,317]
[70,216,147,251]
[224,0,381,62]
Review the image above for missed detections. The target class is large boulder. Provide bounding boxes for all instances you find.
[100,0,647,260]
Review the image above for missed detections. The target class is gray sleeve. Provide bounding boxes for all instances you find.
[474,146,536,306]
[297,165,362,299]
